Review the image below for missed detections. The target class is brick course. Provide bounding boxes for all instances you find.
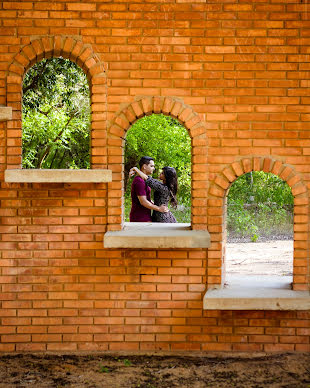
[0,0,309,352]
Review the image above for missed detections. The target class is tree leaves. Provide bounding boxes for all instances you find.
[227,172,294,239]
[22,57,90,169]
[228,172,294,208]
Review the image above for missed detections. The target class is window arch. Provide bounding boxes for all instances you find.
[208,157,309,292]
[6,36,106,170]
[106,96,208,232]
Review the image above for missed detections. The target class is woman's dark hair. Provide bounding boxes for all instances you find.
[163,166,178,208]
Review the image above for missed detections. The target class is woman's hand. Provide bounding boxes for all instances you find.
[158,204,169,213]
[129,167,148,181]
[129,167,137,178]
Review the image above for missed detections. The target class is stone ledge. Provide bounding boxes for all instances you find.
[5,169,112,183]
[0,106,12,121]
[203,287,310,310]
[104,222,210,249]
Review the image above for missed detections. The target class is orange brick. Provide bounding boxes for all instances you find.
[1,6,310,354]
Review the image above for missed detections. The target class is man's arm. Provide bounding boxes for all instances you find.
[138,196,168,213]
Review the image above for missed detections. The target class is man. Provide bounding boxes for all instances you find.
[129,156,167,222]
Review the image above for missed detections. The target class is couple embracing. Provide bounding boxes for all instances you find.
[129,156,178,223]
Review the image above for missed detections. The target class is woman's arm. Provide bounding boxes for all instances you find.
[145,176,167,194]
[129,167,148,181]
[130,167,168,213]
[130,168,168,194]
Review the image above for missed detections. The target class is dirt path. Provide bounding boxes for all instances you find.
[226,240,293,277]
[0,352,309,388]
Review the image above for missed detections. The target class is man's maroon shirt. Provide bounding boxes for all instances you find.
[130,176,152,222]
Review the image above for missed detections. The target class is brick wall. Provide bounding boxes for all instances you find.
[0,0,309,352]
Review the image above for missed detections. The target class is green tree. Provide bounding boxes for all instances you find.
[228,171,293,207]
[22,57,90,169]
[227,172,294,240]
[124,114,191,222]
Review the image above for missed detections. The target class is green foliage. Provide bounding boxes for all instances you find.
[99,365,110,373]
[114,357,132,366]
[22,57,90,169]
[227,172,294,240]
[227,199,259,241]
[228,171,294,207]
[124,114,191,222]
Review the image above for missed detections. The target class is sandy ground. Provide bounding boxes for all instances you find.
[226,240,293,277]
[225,240,294,288]
[0,352,309,388]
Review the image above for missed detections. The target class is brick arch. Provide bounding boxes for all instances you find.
[108,96,207,140]
[6,36,107,169]
[106,96,208,231]
[208,156,309,291]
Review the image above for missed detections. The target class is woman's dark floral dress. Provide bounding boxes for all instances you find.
[146,177,177,223]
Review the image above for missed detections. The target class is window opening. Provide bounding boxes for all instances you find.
[225,171,294,289]
[124,113,191,223]
[22,57,91,169]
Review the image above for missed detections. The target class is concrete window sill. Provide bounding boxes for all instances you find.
[204,276,310,310]
[4,169,112,183]
[0,106,12,121]
[104,222,210,249]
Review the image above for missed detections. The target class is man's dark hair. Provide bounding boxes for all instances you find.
[139,156,154,169]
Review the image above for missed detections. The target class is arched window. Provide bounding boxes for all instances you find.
[22,57,90,169]
[204,158,310,310]
[104,97,210,249]
[124,113,191,223]
[225,171,294,289]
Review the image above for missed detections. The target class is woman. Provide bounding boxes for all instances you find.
[129,166,178,223]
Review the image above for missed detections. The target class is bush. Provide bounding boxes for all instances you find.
[227,200,259,241]
[227,172,294,240]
